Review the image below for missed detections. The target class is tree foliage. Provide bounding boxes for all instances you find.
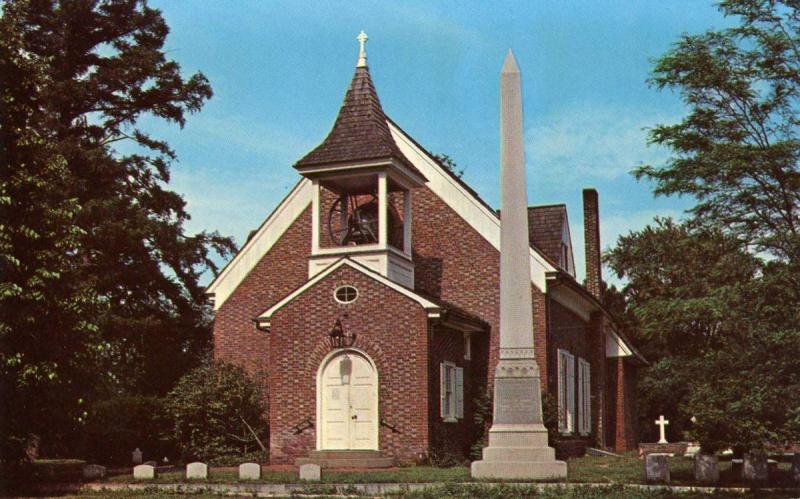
[1,0,235,461]
[639,0,800,266]
[612,0,800,453]
[165,361,268,463]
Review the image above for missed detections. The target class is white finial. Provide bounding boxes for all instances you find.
[357,30,368,67]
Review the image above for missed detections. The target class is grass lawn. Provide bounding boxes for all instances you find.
[105,465,470,484]
[100,452,798,488]
[9,454,799,498]
[53,484,800,498]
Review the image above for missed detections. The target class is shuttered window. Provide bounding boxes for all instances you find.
[557,349,575,433]
[578,359,592,435]
[578,358,591,435]
[440,362,464,421]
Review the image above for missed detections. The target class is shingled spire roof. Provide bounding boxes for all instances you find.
[294,39,417,173]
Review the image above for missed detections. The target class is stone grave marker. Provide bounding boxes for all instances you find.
[644,453,670,484]
[132,448,142,465]
[82,464,106,480]
[186,462,208,480]
[694,453,718,484]
[743,453,768,482]
[239,462,261,480]
[299,463,321,481]
[133,464,156,479]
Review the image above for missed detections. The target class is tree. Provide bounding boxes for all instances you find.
[639,0,800,268]
[612,0,800,452]
[165,361,268,463]
[1,0,235,460]
[1,0,104,461]
[433,153,465,178]
[605,218,760,443]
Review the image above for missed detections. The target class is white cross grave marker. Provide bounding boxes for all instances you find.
[655,415,669,444]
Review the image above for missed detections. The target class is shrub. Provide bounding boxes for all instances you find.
[165,361,268,462]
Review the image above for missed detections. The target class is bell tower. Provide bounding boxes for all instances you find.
[294,32,425,288]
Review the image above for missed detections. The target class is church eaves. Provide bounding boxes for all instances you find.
[293,57,417,173]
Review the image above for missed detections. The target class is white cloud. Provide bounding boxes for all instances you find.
[526,104,676,184]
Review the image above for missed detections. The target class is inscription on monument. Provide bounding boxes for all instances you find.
[494,377,536,424]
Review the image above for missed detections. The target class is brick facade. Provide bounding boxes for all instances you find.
[268,264,430,463]
[212,178,640,463]
[582,189,601,301]
[427,324,487,461]
[607,357,639,451]
[213,206,312,378]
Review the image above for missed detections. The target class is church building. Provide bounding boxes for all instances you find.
[207,34,645,466]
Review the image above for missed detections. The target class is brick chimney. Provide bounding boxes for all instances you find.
[583,188,602,300]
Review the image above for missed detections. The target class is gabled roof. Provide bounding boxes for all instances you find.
[256,258,441,329]
[294,65,418,175]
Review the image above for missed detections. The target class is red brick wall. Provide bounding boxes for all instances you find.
[211,181,611,462]
[267,264,430,464]
[546,298,593,448]
[427,324,488,461]
[412,187,548,391]
[607,357,638,451]
[213,206,312,379]
[582,189,601,300]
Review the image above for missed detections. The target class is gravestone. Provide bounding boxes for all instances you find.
[82,464,106,480]
[791,453,800,484]
[743,453,768,482]
[239,462,261,480]
[644,453,670,483]
[132,448,142,465]
[186,462,208,480]
[694,453,718,484]
[299,463,321,481]
[133,464,156,479]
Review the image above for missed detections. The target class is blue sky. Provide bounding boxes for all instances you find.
[140,1,732,283]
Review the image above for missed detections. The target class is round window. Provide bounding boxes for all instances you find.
[334,285,358,304]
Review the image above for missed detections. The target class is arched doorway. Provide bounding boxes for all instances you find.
[317,349,378,450]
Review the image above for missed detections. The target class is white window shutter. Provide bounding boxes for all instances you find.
[557,350,565,431]
[579,360,584,434]
[584,361,592,434]
[455,367,464,419]
[567,353,575,433]
[440,363,447,418]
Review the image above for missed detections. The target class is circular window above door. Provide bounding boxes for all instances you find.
[334,285,358,304]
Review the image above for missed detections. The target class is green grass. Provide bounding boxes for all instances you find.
[54,484,800,498]
[106,465,469,484]
[100,453,798,489]
[565,452,798,487]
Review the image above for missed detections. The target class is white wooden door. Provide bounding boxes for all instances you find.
[320,352,378,450]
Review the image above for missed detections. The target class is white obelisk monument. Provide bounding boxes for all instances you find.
[471,50,567,479]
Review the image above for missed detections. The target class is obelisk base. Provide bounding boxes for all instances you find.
[471,359,567,479]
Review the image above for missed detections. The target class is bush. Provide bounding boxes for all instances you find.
[165,361,268,462]
[82,395,174,465]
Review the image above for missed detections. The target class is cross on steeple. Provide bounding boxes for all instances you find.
[357,30,368,67]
